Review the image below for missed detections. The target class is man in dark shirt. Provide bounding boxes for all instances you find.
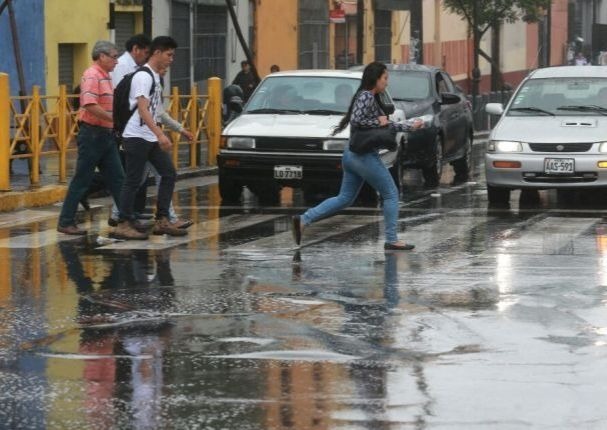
[232,60,258,102]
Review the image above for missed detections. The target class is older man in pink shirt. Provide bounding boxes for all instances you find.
[57,40,125,235]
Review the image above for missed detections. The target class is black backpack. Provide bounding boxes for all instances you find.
[112,67,158,137]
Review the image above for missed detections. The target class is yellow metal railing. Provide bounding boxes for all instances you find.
[0,73,222,191]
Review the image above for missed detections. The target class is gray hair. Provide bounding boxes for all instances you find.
[91,40,116,60]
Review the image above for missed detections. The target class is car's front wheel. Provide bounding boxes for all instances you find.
[218,171,243,203]
[487,185,511,206]
[421,134,443,188]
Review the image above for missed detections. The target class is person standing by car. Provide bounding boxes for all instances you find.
[113,36,187,240]
[57,41,125,235]
[292,61,423,251]
[232,60,258,102]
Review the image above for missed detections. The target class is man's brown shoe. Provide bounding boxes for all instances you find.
[153,217,188,236]
[57,225,88,235]
[171,218,193,229]
[111,221,149,240]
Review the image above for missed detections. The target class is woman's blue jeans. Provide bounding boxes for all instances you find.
[301,148,400,243]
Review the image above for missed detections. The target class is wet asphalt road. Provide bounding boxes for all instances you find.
[3,142,607,429]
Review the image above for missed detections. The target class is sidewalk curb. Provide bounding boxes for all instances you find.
[0,166,218,213]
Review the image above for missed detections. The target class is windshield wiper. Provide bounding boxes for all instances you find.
[246,108,302,114]
[302,109,345,115]
[509,107,555,116]
[556,105,607,116]
[393,97,417,102]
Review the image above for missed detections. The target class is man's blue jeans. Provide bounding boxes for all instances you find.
[301,148,400,243]
[58,123,124,228]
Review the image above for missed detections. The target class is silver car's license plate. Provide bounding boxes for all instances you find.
[274,165,302,179]
[544,158,574,175]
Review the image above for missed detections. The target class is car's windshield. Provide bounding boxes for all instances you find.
[386,71,432,100]
[507,77,607,116]
[245,76,360,114]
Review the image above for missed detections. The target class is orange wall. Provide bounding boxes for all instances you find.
[551,0,568,65]
[527,23,539,69]
[255,0,299,77]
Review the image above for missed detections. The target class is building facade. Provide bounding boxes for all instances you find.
[0,0,573,97]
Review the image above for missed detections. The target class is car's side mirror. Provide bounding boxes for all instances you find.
[440,92,461,105]
[485,103,504,116]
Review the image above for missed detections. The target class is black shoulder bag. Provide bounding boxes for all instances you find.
[349,125,397,154]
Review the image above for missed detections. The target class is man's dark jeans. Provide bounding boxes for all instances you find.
[58,123,124,228]
[119,137,176,221]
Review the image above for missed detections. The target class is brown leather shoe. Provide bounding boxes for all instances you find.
[57,225,88,235]
[153,217,188,236]
[111,221,149,240]
[171,218,193,229]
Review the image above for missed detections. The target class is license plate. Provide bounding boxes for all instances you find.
[544,158,574,175]
[274,165,302,179]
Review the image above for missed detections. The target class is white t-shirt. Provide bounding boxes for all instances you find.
[122,65,163,142]
[111,51,137,88]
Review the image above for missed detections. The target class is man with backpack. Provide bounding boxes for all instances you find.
[57,41,124,235]
[112,36,187,240]
[109,33,193,231]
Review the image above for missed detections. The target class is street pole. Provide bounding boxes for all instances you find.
[546,0,552,65]
[471,0,480,113]
[356,0,364,64]
[225,0,260,83]
[143,0,152,38]
[7,0,26,103]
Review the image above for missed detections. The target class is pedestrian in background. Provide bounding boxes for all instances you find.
[270,64,280,73]
[575,52,588,66]
[111,33,151,87]
[57,41,124,235]
[232,60,258,101]
[292,61,423,251]
[114,36,187,240]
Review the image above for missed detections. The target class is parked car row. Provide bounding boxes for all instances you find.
[217,64,474,204]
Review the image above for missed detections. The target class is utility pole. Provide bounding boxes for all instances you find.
[225,0,260,83]
[5,0,27,102]
[143,0,152,38]
[356,0,364,64]
[471,0,481,113]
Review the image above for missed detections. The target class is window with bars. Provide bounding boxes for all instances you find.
[58,44,74,89]
[170,1,227,93]
[298,0,329,69]
[374,9,391,64]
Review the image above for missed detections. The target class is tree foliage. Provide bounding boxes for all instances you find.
[443,0,551,91]
[443,0,551,38]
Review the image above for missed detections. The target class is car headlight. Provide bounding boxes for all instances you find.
[488,140,522,152]
[323,139,347,151]
[599,142,607,153]
[226,137,255,149]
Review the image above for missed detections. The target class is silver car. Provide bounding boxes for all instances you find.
[485,66,607,205]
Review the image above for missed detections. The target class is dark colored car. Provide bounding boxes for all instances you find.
[384,64,474,187]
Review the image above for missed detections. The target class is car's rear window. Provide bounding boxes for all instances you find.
[386,71,432,100]
[509,77,607,116]
[245,76,361,113]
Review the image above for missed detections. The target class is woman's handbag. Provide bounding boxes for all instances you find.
[349,125,397,154]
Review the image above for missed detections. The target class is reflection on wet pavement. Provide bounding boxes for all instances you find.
[2,143,607,428]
